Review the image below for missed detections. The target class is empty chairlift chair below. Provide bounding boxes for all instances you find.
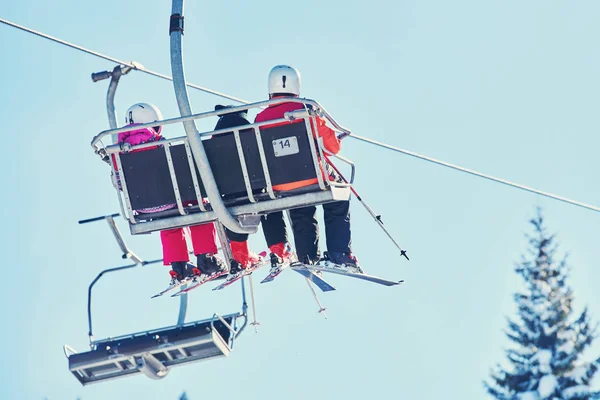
[65,313,242,385]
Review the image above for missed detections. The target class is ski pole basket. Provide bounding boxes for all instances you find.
[65,313,241,385]
[91,99,354,235]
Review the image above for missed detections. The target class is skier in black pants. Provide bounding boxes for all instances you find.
[254,65,361,272]
[213,105,292,272]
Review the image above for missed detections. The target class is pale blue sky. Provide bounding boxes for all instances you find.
[1,1,599,399]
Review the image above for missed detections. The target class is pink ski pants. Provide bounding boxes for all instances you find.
[160,223,218,265]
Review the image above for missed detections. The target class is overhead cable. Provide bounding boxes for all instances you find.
[0,17,247,103]
[2,16,598,214]
[350,134,600,213]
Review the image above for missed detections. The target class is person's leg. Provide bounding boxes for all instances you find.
[189,223,224,274]
[289,205,319,263]
[225,229,249,243]
[189,223,218,255]
[261,211,293,265]
[224,228,260,269]
[160,228,190,280]
[160,228,190,265]
[323,200,351,254]
[260,211,288,248]
[322,200,360,270]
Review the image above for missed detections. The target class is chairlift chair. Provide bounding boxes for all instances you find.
[63,214,250,385]
[92,99,356,236]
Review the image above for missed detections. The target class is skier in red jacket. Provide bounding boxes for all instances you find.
[255,65,361,272]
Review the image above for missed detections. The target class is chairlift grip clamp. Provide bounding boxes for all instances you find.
[170,14,184,34]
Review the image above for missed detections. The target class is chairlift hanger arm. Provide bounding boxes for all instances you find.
[169,0,252,235]
[87,263,137,343]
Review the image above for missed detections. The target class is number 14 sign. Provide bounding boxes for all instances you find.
[272,136,299,157]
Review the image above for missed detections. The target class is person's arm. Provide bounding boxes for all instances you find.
[315,117,341,154]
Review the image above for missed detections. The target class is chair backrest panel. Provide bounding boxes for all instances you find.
[260,122,319,185]
[120,121,321,211]
[204,128,266,198]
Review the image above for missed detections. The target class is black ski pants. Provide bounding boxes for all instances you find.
[289,200,351,263]
[225,211,288,247]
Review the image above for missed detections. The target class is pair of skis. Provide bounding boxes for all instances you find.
[301,261,403,287]
[259,253,338,292]
[211,251,269,292]
[260,258,403,290]
[152,252,269,298]
[153,256,403,298]
[151,269,229,298]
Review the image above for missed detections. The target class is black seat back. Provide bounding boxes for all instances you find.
[119,121,320,211]
[258,121,319,186]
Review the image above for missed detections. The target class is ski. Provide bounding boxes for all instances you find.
[260,258,292,284]
[212,252,267,291]
[170,270,228,297]
[303,261,404,287]
[290,264,336,292]
[151,278,191,298]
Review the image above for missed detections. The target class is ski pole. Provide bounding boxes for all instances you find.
[247,275,260,332]
[323,155,409,261]
[305,278,328,319]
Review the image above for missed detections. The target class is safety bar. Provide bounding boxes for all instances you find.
[91,98,350,151]
[211,313,237,336]
[102,114,310,154]
[64,345,78,358]
[331,153,356,184]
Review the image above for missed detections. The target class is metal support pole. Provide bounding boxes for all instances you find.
[176,292,188,327]
[92,64,133,141]
[106,65,121,132]
[234,277,249,339]
[215,222,232,272]
[168,0,254,235]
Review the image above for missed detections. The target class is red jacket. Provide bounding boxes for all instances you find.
[255,100,340,190]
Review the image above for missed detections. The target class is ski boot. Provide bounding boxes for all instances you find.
[231,240,262,270]
[229,259,244,275]
[266,242,294,276]
[170,261,189,283]
[269,242,293,262]
[184,263,202,280]
[323,251,363,274]
[197,253,228,280]
[297,255,323,277]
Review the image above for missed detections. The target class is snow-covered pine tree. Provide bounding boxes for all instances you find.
[486,211,600,400]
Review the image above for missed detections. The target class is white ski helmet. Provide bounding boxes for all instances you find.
[268,65,301,97]
[125,103,163,134]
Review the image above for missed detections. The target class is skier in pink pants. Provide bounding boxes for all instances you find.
[116,103,226,283]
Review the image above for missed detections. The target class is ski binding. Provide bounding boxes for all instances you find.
[212,252,267,291]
